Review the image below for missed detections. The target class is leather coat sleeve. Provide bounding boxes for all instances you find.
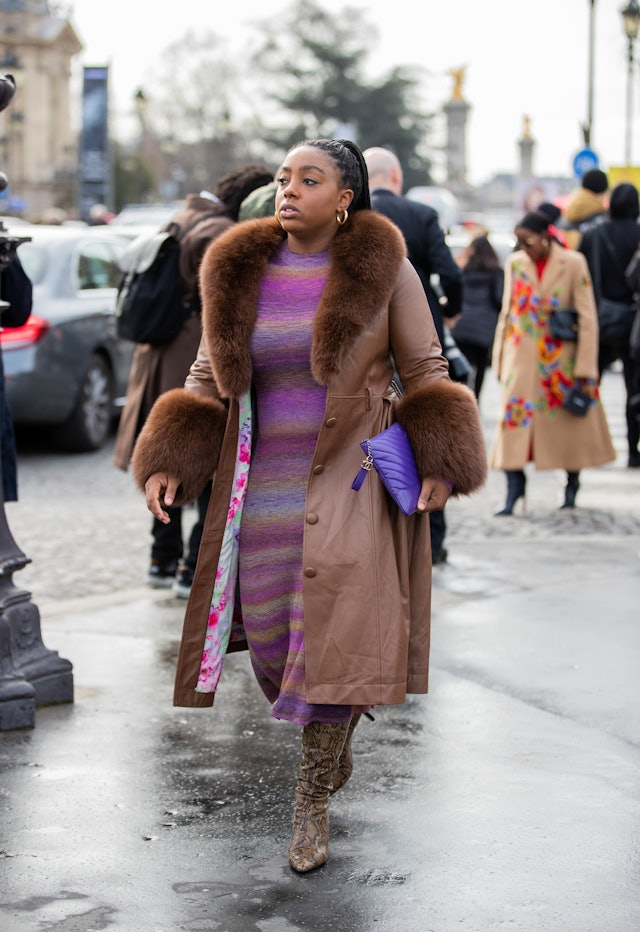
[390,261,488,496]
[183,334,224,398]
[130,334,228,503]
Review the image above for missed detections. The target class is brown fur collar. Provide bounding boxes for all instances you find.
[198,211,407,397]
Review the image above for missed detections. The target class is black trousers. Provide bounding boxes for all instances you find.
[430,508,446,553]
[150,481,212,569]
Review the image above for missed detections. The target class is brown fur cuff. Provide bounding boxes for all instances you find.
[395,380,487,496]
[131,388,228,505]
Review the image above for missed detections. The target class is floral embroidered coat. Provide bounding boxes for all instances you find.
[132,213,488,709]
[490,240,615,471]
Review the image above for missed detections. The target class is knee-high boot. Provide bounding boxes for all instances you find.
[329,713,361,795]
[561,471,580,509]
[494,469,526,516]
[288,719,351,873]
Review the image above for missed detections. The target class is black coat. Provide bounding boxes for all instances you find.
[579,218,640,304]
[452,267,504,350]
[370,188,462,344]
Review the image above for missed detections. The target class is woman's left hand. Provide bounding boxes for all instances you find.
[417,477,452,513]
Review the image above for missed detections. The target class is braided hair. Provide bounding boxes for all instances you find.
[287,138,371,213]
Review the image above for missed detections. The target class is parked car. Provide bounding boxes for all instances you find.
[110,202,184,228]
[0,224,138,452]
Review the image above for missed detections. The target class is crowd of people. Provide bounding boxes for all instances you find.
[449,167,638,511]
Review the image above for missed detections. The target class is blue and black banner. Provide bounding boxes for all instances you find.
[78,66,111,221]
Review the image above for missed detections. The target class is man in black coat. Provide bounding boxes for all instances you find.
[364,147,462,347]
[364,146,464,564]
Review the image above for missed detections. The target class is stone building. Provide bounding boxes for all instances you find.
[0,0,81,219]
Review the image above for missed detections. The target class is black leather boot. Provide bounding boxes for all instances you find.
[495,470,526,516]
[561,471,580,509]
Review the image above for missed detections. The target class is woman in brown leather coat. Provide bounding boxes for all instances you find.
[131,139,487,874]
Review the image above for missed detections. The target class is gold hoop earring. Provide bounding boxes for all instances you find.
[336,208,349,225]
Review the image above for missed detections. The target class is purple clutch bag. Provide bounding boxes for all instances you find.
[351,421,422,516]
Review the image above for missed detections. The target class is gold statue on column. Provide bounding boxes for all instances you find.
[522,114,533,139]
[448,66,467,101]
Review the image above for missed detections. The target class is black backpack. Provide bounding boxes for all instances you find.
[115,215,210,346]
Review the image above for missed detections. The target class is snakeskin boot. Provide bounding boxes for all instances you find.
[329,713,361,795]
[288,719,351,873]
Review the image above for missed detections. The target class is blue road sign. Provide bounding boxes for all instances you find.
[572,148,599,178]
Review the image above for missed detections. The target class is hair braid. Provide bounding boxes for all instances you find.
[287,138,371,214]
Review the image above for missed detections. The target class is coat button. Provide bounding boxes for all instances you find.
[326,417,337,427]
[313,464,324,474]
[306,513,318,524]
[304,567,317,578]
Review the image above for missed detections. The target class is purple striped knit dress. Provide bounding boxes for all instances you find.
[238,240,354,726]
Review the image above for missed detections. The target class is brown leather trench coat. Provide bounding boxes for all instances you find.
[132,213,488,709]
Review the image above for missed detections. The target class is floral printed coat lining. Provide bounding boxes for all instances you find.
[490,241,615,472]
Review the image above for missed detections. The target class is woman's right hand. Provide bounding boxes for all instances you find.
[144,472,181,524]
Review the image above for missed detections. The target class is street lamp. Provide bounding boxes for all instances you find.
[133,88,149,201]
[583,0,597,147]
[133,88,148,156]
[620,0,640,165]
[134,87,148,131]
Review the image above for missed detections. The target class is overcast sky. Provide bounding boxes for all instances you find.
[67,0,637,185]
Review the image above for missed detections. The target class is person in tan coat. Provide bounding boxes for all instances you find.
[114,165,273,595]
[559,168,608,250]
[491,210,615,514]
[131,139,487,874]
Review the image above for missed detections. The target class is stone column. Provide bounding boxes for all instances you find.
[443,66,472,208]
[516,115,541,211]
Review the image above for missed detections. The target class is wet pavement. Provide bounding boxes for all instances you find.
[0,369,639,932]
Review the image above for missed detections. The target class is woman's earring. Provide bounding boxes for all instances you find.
[336,208,349,225]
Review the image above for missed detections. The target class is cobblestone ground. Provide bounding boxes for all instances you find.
[6,366,639,612]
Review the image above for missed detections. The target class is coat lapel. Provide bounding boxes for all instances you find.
[198,213,407,398]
